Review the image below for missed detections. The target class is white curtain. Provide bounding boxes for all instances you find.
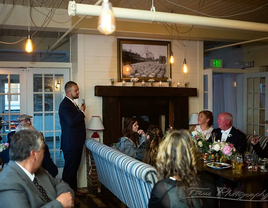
[213,73,243,128]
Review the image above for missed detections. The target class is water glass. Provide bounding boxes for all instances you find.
[234,155,243,174]
[245,153,252,170]
[259,158,268,172]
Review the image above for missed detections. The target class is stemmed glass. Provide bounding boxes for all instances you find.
[245,152,252,170]
[259,158,268,172]
[212,133,217,143]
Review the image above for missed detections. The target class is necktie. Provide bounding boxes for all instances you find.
[33,178,51,202]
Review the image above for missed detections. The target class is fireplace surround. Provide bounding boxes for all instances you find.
[95,85,197,145]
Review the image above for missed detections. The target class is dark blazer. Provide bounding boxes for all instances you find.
[0,131,58,177]
[252,143,268,158]
[58,97,86,151]
[0,161,74,208]
[208,127,247,154]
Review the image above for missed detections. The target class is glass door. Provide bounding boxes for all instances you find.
[243,72,268,136]
[27,68,69,170]
[0,69,26,143]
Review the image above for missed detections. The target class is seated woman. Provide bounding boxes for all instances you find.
[142,125,163,168]
[149,130,216,208]
[192,110,214,140]
[115,117,146,161]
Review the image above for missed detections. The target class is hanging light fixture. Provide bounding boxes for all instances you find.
[98,0,116,35]
[25,35,33,53]
[183,58,188,73]
[25,0,33,53]
[170,51,174,64]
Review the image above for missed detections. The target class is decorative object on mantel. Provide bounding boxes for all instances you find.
[159,81,162,87]
[177,81,182,87]
[110,78,115,86]
[184,80,189,88]
[167,78,173,87]
[130,77,139,86]
[87,116,105,142]
[141,80,145,86]
[122,80,126,86]
[148,79,155,87]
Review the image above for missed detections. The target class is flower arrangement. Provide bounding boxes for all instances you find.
[191,130,211,153]
[0,143,9,153]
[110,78,115,85]
[130,77,139,86]
[167,78,173,87]
[209,141,236,160]
[148,79,155,86]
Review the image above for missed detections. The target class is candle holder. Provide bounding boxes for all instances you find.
[148,79,155,87]
[167,78,173,87]
[184,81,189,87]
[177,81,182,87]
[122,80,126,86]
[141,80,145,86]
[159,81,162,87]
[110,78,115,86]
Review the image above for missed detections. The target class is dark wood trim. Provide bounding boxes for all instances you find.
[95,86,197,97]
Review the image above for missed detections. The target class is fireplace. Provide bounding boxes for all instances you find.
[95,85,197,145]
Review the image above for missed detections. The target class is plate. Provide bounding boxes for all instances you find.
[206,162,231,169]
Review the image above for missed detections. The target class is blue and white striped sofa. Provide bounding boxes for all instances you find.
[85,139,158,208]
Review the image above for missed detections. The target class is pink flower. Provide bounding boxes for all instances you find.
[222,145,233,156]
[4,143,9,148]
[229,144,233,148]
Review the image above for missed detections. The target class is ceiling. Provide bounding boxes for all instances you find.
[1,0,267,24]
[1,0,268,41]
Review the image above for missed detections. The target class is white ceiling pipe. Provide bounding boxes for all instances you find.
[68,1,268,33]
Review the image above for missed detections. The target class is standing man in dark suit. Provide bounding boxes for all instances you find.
[59,81,86,200]
[208,112,247,154]
[0,130,74,208]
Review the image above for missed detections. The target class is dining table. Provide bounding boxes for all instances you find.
[201,161,268,208]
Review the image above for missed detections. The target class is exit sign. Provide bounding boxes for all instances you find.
[210,59,222,68]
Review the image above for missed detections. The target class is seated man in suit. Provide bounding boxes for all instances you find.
[251,121,268,158]
[208,112,247,154]
[0,116,58,177]
[0,130,74,208]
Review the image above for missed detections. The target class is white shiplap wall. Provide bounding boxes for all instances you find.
[71,34,204,187]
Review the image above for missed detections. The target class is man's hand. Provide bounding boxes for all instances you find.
[251,136,259,145]
[81,103,86,112]
[56,192,74,208]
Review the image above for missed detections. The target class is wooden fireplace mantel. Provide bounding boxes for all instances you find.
[94,85,197,145]
[95,85,197,97]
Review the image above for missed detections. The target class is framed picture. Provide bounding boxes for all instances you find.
[117,39,172,82]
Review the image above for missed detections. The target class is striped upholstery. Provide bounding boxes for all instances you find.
[85,139,158,208]
[246,134,268,153]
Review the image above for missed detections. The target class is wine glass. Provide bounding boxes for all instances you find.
[245,152,252,170]
[212,133,217,143]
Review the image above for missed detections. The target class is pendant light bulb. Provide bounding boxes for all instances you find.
[98,0,116,35]
[183,58,188,74]
[25,35,33,53]
[170,52,174,64]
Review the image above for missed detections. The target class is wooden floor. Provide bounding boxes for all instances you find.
[76,188,122,208]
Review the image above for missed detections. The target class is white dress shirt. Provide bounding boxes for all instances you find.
[221,127,232,142]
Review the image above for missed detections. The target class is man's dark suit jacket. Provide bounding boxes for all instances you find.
[0,161,73,208]
[0,131,58,177]
[58,97,86,151]
[208,127,247,154]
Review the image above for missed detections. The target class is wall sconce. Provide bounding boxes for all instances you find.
[56,80,61,89]
[87,116,105,141]
[98,0,116,35]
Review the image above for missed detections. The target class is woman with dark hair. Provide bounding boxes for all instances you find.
[116,117,146,160]
[143,125,163,168]
[192,110,214,140]
[149,130,216,208]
